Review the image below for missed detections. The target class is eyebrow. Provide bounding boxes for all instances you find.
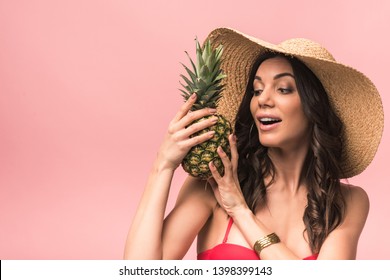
[254,72,295,81]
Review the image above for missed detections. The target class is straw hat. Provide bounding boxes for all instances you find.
[206,28,384,178]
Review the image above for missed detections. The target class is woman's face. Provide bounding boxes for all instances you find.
[250,56,310,150]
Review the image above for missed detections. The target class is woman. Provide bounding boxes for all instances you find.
[124,28,383,260]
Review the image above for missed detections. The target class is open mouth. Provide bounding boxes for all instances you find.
[259,118,282,125]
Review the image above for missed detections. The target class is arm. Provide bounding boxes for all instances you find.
[316,186,369,259]
[124,94,217,259]
[161,176,216,259]
[208,136,300,259]
[227,188,368,260]
[208,136,369,259]
[124,172,215,259]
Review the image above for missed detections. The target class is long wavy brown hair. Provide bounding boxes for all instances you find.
[234,52,345,253]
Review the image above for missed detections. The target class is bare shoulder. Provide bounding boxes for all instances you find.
[176,176,217,211]
[341,182,369,210]
[318,183,370,259]
[340,182,370,225]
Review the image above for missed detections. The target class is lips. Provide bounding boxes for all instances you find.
[256,115,282,131]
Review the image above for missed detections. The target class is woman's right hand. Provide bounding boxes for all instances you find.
[157,93,218,171]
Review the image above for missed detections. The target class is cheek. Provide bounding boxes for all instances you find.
[250,97,257,119]
[282,97,310,132]
[288,107,310,133]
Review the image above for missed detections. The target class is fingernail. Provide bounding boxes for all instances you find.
[232,134,237,142]
[209,108,217,114]
[208,131,215,137]
[211,117,218,123]
[191,93,197,99]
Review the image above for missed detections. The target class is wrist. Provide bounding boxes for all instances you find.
[230,205,252,220]
[153,157,177,174]
[154,152,179,172]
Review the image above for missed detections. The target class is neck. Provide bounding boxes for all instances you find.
[266,144,309,195]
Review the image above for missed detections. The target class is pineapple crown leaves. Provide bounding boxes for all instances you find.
[179,37,227,110]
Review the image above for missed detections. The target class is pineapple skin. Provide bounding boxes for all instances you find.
[182,114,232,179]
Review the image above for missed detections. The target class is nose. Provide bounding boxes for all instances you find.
[256,87,274,108]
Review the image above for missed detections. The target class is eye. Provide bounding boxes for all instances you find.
[278,87,293,94]
[252,89,263,96]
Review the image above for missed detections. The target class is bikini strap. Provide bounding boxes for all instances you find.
[222,217,234,243]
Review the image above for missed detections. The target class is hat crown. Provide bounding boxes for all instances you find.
[278,38,335,61]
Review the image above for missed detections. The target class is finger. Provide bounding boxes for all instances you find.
[229,134,239,174]
[172,93,197,122]
[180,115,218,139]
[183,130,215,147]
[177,107,217,129]
[217,146,232,174]
[209,160,222,182]
[209,180,223,208]
[207,177,217,189]
[170,107,217,136]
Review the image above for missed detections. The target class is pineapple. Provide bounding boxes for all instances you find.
[180,38,232,179]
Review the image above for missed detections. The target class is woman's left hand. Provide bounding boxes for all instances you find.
[208,134,248,217]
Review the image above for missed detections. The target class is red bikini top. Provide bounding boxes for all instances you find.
[197,217,318,260]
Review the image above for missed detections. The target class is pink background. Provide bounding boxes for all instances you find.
[0,0,389,259]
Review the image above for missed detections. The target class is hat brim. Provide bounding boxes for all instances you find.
[207,28,384,178]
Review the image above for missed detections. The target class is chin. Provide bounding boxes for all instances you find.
[259,138,280,148]
[258,132,278,146]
